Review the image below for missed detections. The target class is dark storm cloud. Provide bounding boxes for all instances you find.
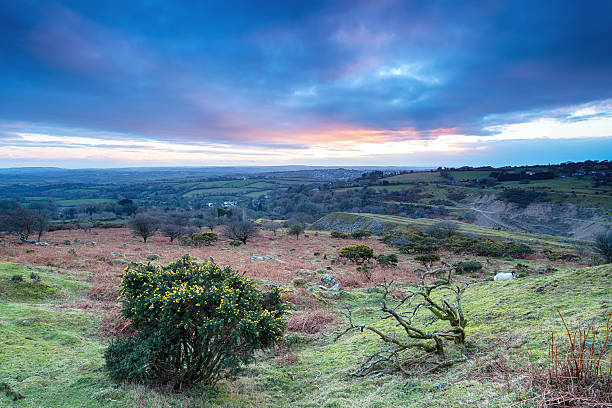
[0,0,611,143]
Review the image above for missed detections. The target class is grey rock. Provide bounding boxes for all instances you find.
[321,274,336,286]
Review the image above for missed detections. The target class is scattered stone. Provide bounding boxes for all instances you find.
[35,242,49,246]
[431,382,449,391]
[320,274,336,286]
[250,255,285,263]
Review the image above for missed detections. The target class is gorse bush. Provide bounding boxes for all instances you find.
[542,249,580,261]
[191,232,218,247]
[331,231,349,239]
[453,259,483,274]
[105,256,286,391]
[414,253,440,268]
[375,253,398,267]
[350,229,372,239]
[339,244,374,264]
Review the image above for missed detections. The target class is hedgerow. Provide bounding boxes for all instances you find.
[105,255,286,391]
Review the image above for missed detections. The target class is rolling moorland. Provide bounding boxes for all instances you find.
[0,162,611,407]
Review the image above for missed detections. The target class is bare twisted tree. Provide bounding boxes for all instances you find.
[336,264,467,376]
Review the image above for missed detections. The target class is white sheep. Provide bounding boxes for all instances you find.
[493,271,517,281]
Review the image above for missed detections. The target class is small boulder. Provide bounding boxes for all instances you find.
[320,274,336,286]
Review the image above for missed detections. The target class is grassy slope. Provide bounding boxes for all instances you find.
[1,261,610,407]
[313,212,592,249]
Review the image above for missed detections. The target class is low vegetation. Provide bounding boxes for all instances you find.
[0,212,610,407]
[105,256,286,391]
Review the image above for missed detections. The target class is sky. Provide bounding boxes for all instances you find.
[1,0,611,168]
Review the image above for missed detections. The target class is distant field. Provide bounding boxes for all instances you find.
[449,170,492,180]
[55,198,115,206]
[182,177,314,198]
[384,171,445,183]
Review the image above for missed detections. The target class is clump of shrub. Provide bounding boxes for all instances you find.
[424,221,459,238]
[339,244,374,264]
[29,272,41,282]
[331,231,349,239]
[182,232,218,247]
[528,311,612,407]
[292,277,307,288]
[105,256,286,391]
[453,259,483,274]
[473,239,533,258]
[499,188,548,207]
[10,274,23,282]
[25,249,34,254]
[414,253,441,268]
[375,253,398,268]
[381,229,533,258]
[146,254,159,261]
[350,229,372,239]
[542,249,580,261]
[228,239,242,247]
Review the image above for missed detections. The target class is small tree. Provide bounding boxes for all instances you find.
[105,256,286,390]
[224,220,258,244]
[594,231,612,263]
[262,221,279,236]
[336,266,468,376]
[5,207,37,241]
[376,254,398,268]
[202,208,219,231]
[76,215,94,232]
[162,224,184,242]
[287,224,305,240]
[33,211,50,241]
[415,253,441,269]
[131,215,159,243]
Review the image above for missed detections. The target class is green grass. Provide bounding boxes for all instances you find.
[383,172,445,183]
[449,170,493,180]
[55,199,116,206]
[1,260,610,407]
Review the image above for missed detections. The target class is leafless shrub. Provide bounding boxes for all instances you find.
[130,214,159,243]
[223,220,259,244]
[528,310,612,408]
